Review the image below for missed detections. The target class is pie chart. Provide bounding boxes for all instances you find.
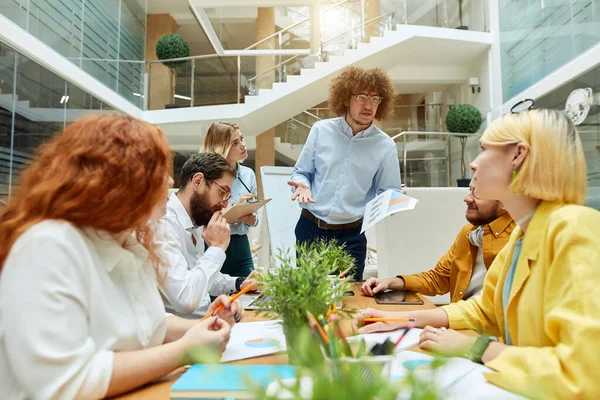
[402,359,432,370]
[245,338,280,349]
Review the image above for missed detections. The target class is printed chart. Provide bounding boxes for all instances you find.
[245,338,281,349]
[361,190,418,233]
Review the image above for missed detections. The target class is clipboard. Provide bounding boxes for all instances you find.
[222,198,271,224]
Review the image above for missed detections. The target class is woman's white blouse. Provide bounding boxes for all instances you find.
[0,220,167,399]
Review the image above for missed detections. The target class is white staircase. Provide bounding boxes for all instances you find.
[147,25,491,144]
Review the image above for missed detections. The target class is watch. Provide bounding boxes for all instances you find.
[235,277,245,292]
[466,336,492,364]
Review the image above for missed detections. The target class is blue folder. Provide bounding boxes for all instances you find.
[171,364,296,394]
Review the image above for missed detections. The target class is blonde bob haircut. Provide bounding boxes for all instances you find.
[200,122,239,158]
[481,109,586,205]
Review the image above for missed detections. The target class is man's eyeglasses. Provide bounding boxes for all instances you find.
[353,94,383,105]
[208,180,232,201]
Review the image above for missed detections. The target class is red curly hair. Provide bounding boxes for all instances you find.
[328,67,397,121]
[0,114,171,278]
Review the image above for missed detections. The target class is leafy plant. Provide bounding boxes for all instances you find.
[155,34,190,104]
[249,325,448,400]
[255,240,354,356]
[251,327,400,400]
[446,104,482,179]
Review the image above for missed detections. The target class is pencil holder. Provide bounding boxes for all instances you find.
[323,354,395,384]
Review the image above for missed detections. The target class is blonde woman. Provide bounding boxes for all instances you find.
[358,108,600,399]
[201,122,257,278]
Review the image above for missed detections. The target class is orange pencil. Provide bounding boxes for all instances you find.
[306,311,330,345]
[362,317,415,323]
[200,283,254,321]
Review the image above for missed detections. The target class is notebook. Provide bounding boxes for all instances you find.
[170,364,296,399]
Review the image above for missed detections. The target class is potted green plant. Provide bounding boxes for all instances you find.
[251,325,446,399]
[255,240,354,363]
[155,33,190,108]
[456,0,468,30]
[446,104,482,187]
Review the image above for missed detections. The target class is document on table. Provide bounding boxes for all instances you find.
[220,320,287,362]
[392,351,527,400]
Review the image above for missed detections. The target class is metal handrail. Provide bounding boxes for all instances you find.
[390,131,478,141]
[302,110,320,121]
[247,54,301,84]
[321,12,394,45]
[289,118,312,130]
[147,50,309,65]
[245,0,352,51]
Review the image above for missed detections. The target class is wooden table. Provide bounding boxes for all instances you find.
[113,284,436,399]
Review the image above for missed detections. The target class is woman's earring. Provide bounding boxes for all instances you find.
[512,165,517,181]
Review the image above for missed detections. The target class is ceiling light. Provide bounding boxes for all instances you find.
[174,94,192,100]
[60,95,69,104]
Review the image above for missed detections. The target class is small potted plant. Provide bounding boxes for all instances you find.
[255,240,354,363]
[456,0,468,30]
[254,323,446,399]
[446,104,482,187]
[155,33,190,108]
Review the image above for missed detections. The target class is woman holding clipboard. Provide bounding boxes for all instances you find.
[201,122,258,278]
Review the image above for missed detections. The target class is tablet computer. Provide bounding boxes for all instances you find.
[374,290,424,305]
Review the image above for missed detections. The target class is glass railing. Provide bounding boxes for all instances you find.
[277,110,320,145]
[392,131,480,188]
[147,53,309,109]
[145,0,487,110]
[2,0,147,108]
[388,0,488,31]
[500,0,600,101]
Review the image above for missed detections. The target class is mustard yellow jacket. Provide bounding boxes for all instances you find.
[443,201,600,400]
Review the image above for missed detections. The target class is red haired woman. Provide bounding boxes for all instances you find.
[0,115,234,399]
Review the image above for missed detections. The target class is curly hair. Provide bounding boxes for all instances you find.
[328,67,396,121]
[0,114,172,279]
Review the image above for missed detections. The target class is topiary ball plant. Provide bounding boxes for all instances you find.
[156,34,190,69]
[446,104,482,183]
[156,34,190,105]
[446,104,482,134]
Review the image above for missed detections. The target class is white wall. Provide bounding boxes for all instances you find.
[375,187,469,304]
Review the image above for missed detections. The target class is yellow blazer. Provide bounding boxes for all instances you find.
[443,201,600,400]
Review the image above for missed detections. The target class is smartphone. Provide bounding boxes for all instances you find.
[374,290,424,305]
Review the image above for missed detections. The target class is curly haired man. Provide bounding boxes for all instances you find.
[288,67,401,281]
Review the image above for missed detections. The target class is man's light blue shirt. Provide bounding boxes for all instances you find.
[290,117,402,224]
[229,163,259,235]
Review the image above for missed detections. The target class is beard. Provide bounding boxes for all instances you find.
[189,191,221,227]
[466,202,501,227]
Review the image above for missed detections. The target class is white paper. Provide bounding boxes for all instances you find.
[361,190,418,233]
[392,351,527,400]
[347,327,423,351]
[220,320,287,362]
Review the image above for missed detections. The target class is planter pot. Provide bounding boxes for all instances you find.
[457,178,471,187]
[282,323,303,365]
[164,104,178,109]
[456,26,469,30]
